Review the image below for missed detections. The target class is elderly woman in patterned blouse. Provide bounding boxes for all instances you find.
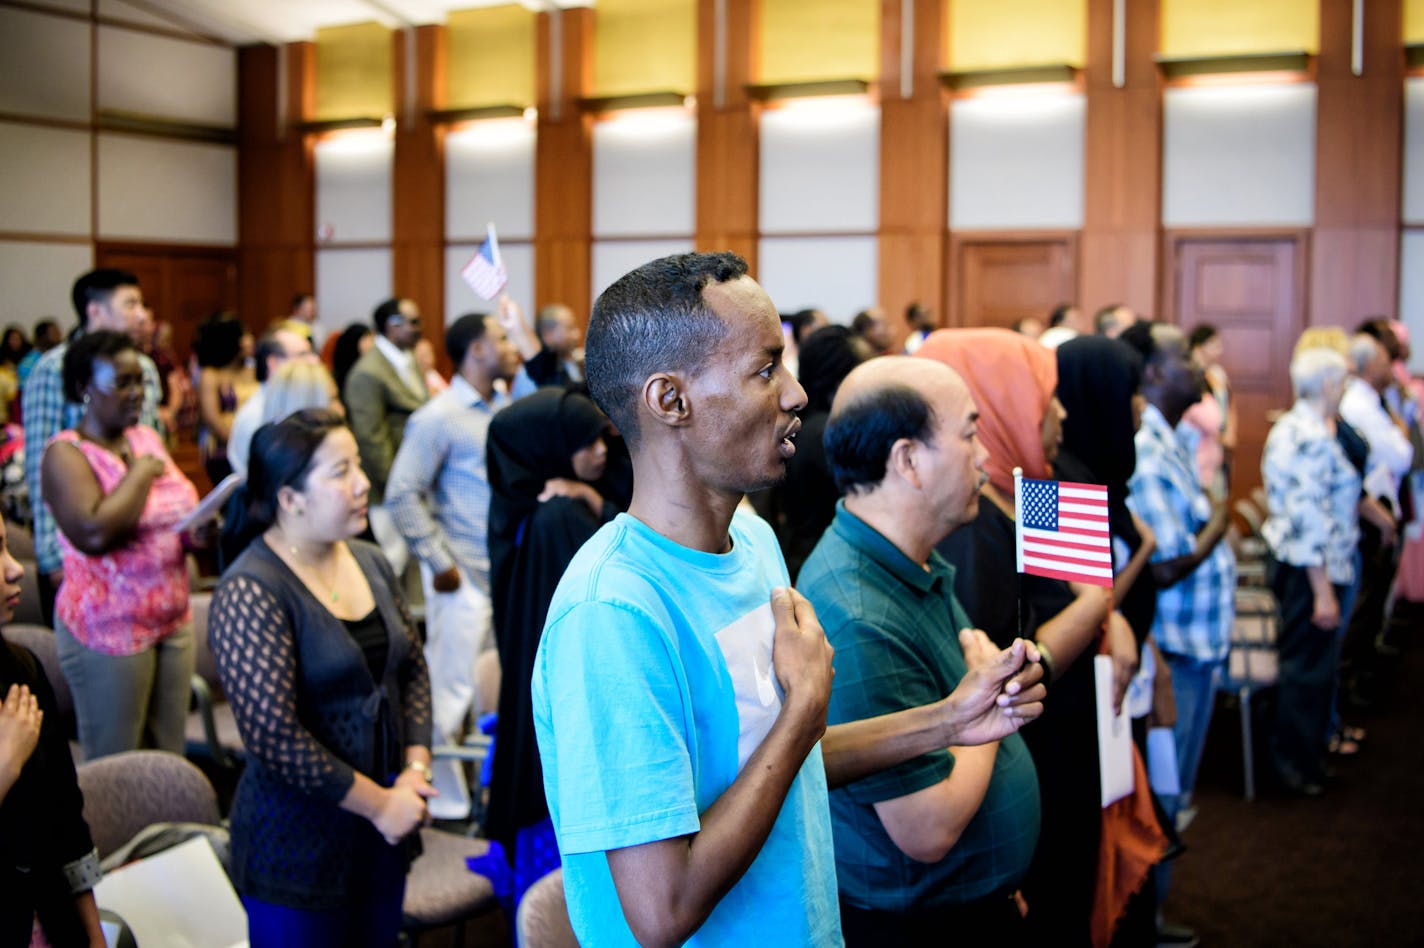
[1260,346,1360,797]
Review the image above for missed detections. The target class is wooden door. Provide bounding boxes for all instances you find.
[949,234,1077,329]
[1165,234,1305,503]
[95,243,238,367]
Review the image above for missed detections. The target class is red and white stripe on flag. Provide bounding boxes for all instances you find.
[461,239,507,300]
[1015,477,1114,587]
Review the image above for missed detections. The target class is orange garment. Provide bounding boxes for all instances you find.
[1091,746,1168,947]
[914,328,1058,494]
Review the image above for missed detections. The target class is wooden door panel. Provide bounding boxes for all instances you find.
[950,235,1076,329]
[1168,235,1303,504]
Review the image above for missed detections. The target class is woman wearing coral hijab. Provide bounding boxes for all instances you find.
[917,328,1135,945]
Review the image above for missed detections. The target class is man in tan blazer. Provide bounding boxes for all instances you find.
[344,296,429,573]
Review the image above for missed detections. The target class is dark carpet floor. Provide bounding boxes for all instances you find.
[1164,623,1424,946]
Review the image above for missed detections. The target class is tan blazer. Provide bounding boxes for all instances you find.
[343,346,427,502]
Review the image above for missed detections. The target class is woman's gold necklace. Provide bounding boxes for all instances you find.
[287,541,342,604]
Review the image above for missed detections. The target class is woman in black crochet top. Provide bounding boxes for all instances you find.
[210,408,433,946]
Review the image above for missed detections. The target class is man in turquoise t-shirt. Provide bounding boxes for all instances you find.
[533,253,1047,947]
[797,357,1040,944]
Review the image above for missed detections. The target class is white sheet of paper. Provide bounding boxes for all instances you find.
[93,836,248,948]
[171,472,244,535]
[1146,725,1182,797]
[1096,654,1135,807]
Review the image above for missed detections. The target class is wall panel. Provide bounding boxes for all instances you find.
[446,120,536,241]
[315,248,392,343]
[947,0,1086,71]
[593,110,695,236]
[0,7,90,121]
[0,241,93,331]
[1162,84,1315,227]
[1160,0,1318,57]
[592,239,694,298]
[1401,231,1424,373]
[1405,79,1424,225]
[0,122,91,236]
[950,93,1085,230]
[97,26,236,126]
[760,101,879,233]
[314,132,393,244]
[97,134,236,244]
[757,235,878,318]
[445,242,534,326]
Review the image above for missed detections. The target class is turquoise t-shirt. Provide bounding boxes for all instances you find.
[532,509,841,947]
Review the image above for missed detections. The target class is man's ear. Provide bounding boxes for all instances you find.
[642,372,691,429]
[887,437,921,491]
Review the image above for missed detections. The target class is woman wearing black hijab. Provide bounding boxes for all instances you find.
[1054,335,1172,946]
[484,387,620,904]
[1054,335,1159,644]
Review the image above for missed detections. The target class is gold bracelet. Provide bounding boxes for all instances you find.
[404,759,433,782]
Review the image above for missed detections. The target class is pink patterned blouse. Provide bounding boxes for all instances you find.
[52,425,199,656]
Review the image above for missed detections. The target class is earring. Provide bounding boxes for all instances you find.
[83,393,90,404]
[295,506,304,516]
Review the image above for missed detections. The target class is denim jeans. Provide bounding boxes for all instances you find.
[1155,651,1224,904]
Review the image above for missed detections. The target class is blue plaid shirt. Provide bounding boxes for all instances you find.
[1127,404,1235,662]
[21,339,164,575]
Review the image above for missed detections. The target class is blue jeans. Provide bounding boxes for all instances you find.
[1155,652,1224,905]
[1161,651,1224,817]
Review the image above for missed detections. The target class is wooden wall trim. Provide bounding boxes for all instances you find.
[695,0,760,274]
[1080,0,1161,319]
[1310,0,1403,326]
[878,0,948,346]
[392,24,447,367]
[236,42,315,327]
[534,8,594,320]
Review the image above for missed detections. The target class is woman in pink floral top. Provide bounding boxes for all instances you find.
[42,329,200,760]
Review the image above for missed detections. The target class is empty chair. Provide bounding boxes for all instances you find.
[75,750,220,859]
[401,828,500,945]
[516,869,576,948]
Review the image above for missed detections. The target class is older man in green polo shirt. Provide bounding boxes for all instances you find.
[798,356,1041,946]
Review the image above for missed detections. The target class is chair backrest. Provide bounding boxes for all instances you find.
[515,869,577,948]
[189,591,219,687]
[3,622,72,721]
[76,750,220,859]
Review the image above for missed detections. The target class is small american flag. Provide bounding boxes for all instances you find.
[461,226,507,300]
[1014,473,1113,587]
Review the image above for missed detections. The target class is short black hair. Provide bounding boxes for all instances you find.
[63,329,136,403]
[195,313,245,368]
[798,325,866,414]
[445,312,490,365]
[1188,324,1218,350]
[71,269,138,326]
[1118,319,1159,365]
[1357,317,1402,361]
[291,292,313,310]
[253,331,290,383]
[373,298,404,334]
[788,309,821,345]
[1048,303,1074,327]
[825,383,936,495]
[851,310,879,337]
[34,319,59,340]
[585,252,744,444]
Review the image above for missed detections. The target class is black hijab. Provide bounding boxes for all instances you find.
[488,387,610,575]
[1054,335,1156,642]
[485,387,614,853]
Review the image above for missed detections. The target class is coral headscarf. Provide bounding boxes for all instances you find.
[914,328,1058,495]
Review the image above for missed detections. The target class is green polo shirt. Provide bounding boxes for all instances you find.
[798,501,1041,912]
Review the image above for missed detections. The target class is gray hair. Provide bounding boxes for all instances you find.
[1291,346,1349,401]
[1349,333,1382,374]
